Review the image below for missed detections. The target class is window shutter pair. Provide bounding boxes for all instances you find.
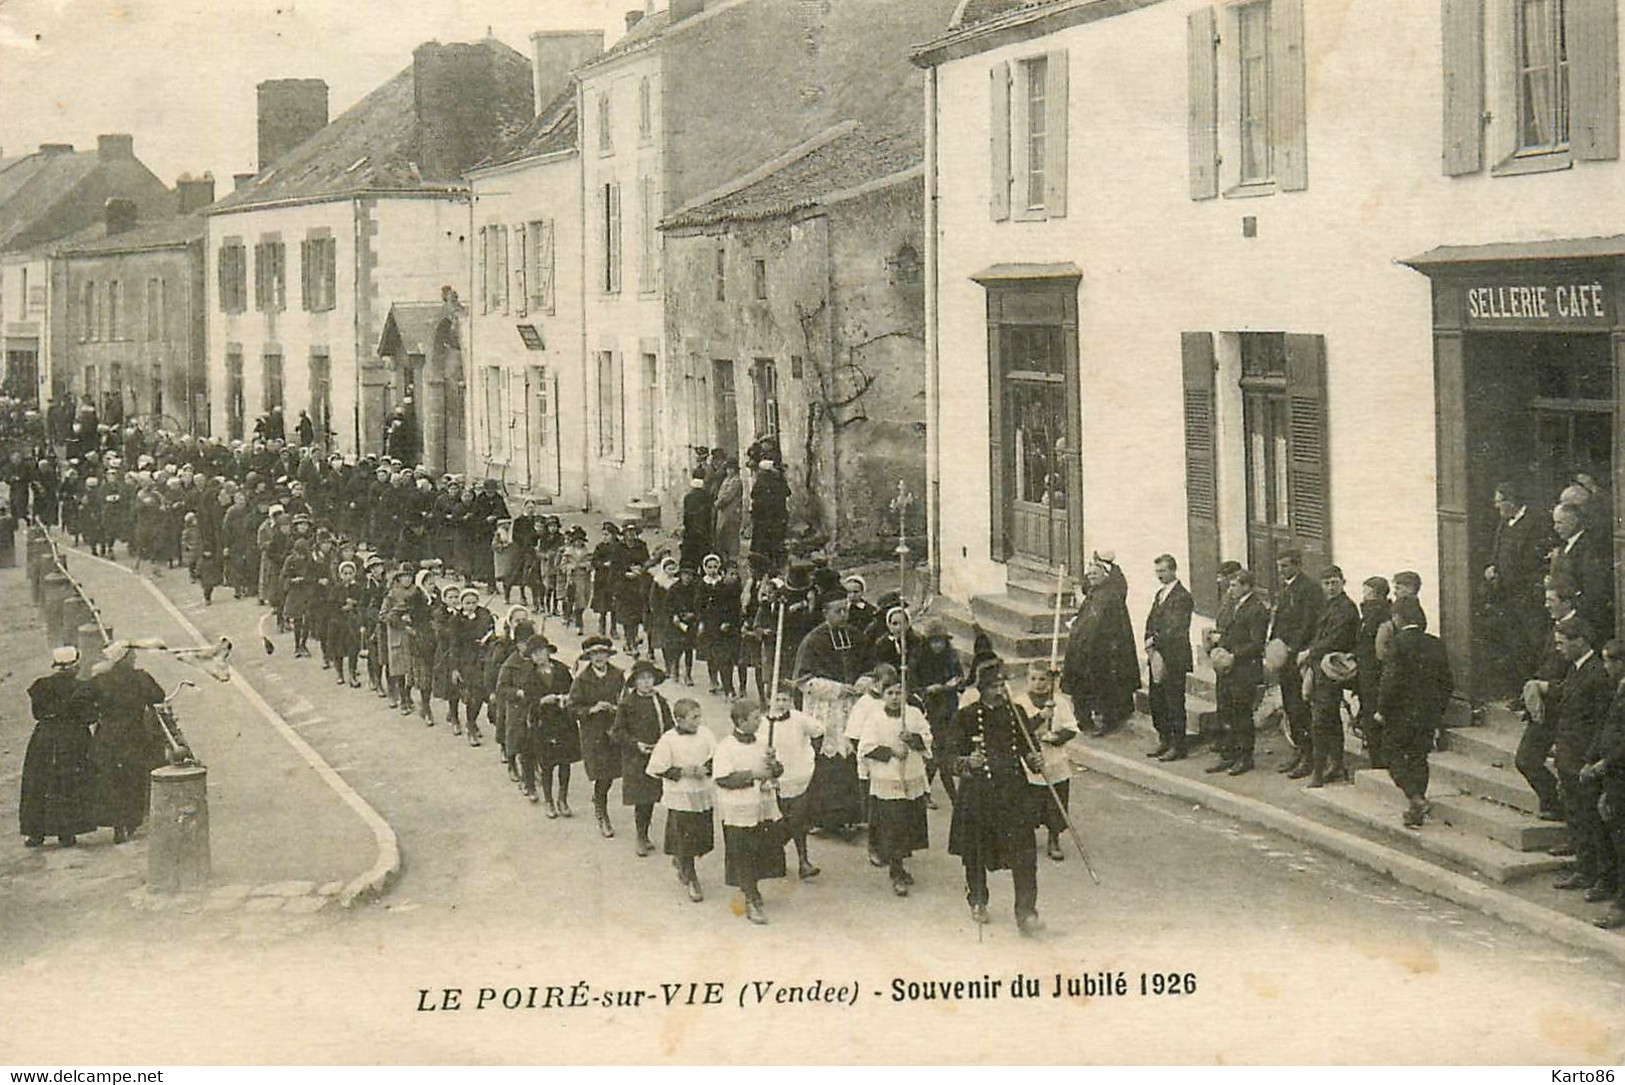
[1450,0,1616,169]
[988,55,1069,218]
[1188,0,1307,195]
[1181,332,1330,610]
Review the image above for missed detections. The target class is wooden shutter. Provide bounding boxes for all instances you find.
[1044,50,1069,217]
[1269,0,1308,191]
[1284,333,1331,574]
[479,228,489,313]
[299,240,312,311]
[1441,0,1485,175]
[1188,7,1220,199]
[1570,0,1621,161]
[604,185,614,293]
[217,250,230,313]
[990,62,1012,221]
[1182,332,1221,615]
[497,227,510,313]
[515,223,528,317]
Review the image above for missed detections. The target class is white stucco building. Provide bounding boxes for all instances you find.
[916,0,1624,694]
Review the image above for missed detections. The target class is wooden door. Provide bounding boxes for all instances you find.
[1000,322,1073,569]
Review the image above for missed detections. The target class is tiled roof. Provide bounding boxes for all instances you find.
[590,9,672,64]
[210,38,533,213]
[472,83,579,171]
[953,0,1065,28]
[663,124,922,229]
[54,213,206,256]
[0,152,101,250]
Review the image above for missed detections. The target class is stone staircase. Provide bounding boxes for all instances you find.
[1305,705,1572,884]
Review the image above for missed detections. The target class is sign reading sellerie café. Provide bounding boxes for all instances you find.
[1464,281,1611,327]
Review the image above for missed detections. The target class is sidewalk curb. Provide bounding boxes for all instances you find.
[68,544,402,910]
[1075,743,1625,968]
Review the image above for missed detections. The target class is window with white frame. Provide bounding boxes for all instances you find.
[484,365,503,458]
[601,183,622,295]
[597,350,622,460]
[1236,2,1272,183]
[990,50,1069,220]
[528,219,555,313]
[1186,0,1309,197]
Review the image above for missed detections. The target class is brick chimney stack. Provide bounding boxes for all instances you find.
[175,172,216,215]
[530,30,604,114]
[257,78,329,172]
[97,134,135,161]
[412,40,534,182]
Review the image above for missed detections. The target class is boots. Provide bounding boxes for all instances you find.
[595,802,615,838]
[1322,753,1348,784]
[419,691,433,725]
[1282,749,1310,777]
[1306,752,1328,788]
[387,677,400,708]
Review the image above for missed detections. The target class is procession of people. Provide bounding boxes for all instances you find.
[15,397,1625,937]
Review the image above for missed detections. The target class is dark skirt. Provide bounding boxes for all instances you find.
[89,719,166,830]
[1033,779,1071,835]
[535,712,582,767]
[868,795,929,861]
[579,712,620,781]
[809,754,865,829]
[326,614,361,659]
[431,644,456,700]
[663,808,716,858]
[948,774,1040,871]
[620,750,662,806]
[723,822,787,888]
[19,722,95,839]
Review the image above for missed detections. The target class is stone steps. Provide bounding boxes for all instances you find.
[1303,782,1571,883]
[1429,750,1544,815]
[1351,770,1567,852]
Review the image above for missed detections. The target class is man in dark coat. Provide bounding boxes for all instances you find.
[1144,553,1193,760]
[946,647,1045,934]
[87,643,168,843]
[1549,616,1617,897]
[749,458,789,569]
[1355,577,1393,768]
[1550,502,1615,645]
[1583,640,1625,928]
[1484,483,1549,692]
[1517,582,1579,821]
[1376,597,1455,829]
[1301,565,1361,786]
[1060,561,1139,736]
[19,647,97,848]
[1208,569,1270,775]
[680,475,713,571]
[1269,549,1325,777]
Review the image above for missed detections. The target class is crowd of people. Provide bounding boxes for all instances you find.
[10,414,1076,933]
[21,395,1623,933]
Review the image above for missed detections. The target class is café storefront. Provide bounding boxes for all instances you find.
[1405,239,1625,699]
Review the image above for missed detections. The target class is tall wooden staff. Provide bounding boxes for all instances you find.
[1026,561,1099,883]
[764,594,787,794]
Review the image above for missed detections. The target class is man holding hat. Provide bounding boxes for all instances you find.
[1300,565,1360,787]
[946,641,1046,933]
[19,647,97,848]
[570,635,626,836]
[1144,554,1194,761]
[1208,569,1271,776]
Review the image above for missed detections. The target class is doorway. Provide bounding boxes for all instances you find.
[1001,323,1073,568]
[711,358,738,461]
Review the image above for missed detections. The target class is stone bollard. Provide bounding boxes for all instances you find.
[77,622,107,666]
[58,595,92,648]
[28,546,48,606]
[147,764,210,893]
[41,571,71,646]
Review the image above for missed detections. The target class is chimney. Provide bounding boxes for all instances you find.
[529,30,604,115]
[670,0,704,21]
[175,172,216,215]
[39,143,74,155]
[412,40,535,181]
[256,78,329,172]
[233,172,256,193]
[104,197,138,235]
[625,9,644,30]
[97,134,135,161]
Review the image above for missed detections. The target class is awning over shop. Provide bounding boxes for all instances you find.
[970,261,1082,284]
[1403,236,1625,272]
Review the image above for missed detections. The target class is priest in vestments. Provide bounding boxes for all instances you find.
[793,591,870,835]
